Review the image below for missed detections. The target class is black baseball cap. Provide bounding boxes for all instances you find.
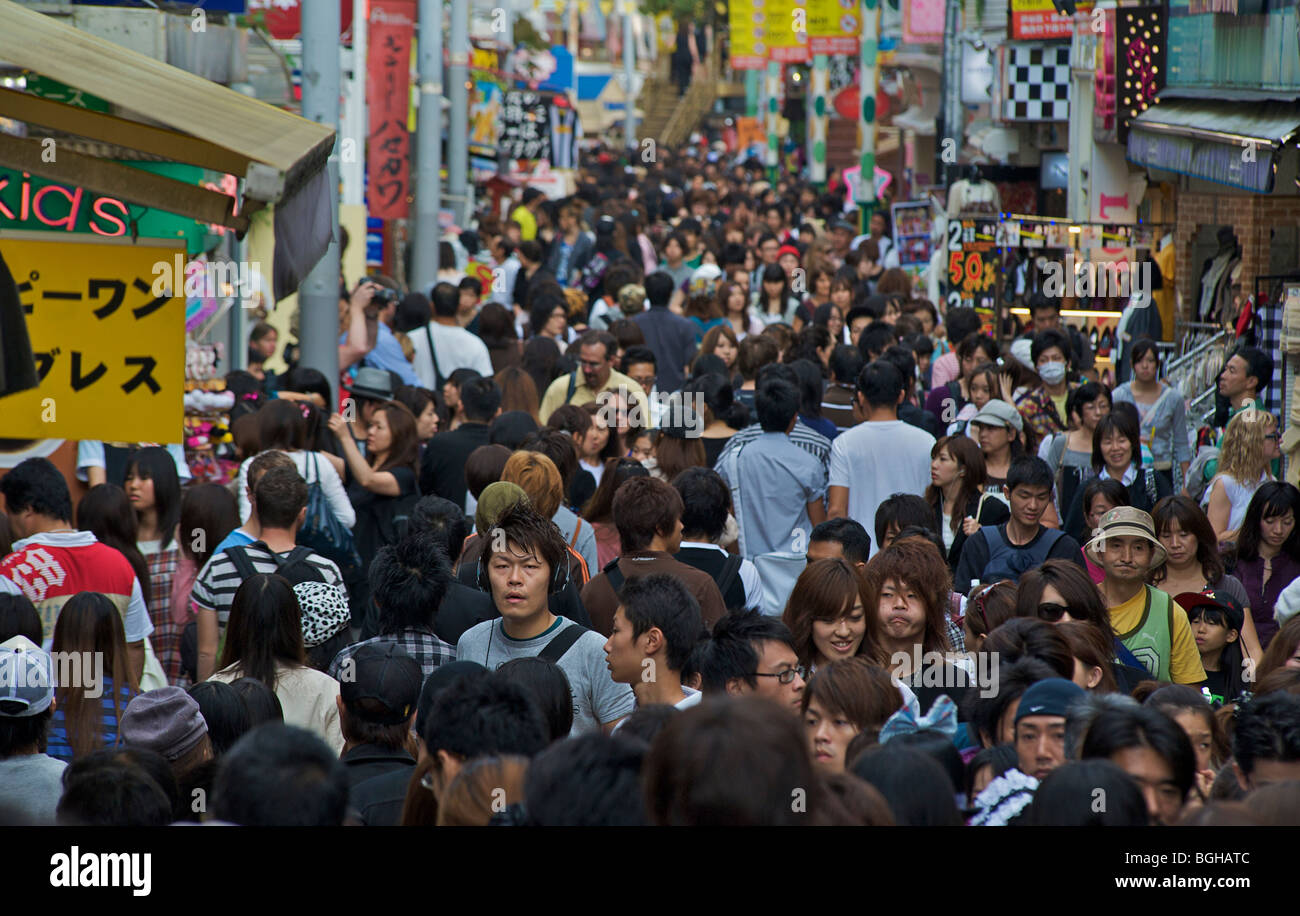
[340,643,423,725]
[1174,589,1246,632]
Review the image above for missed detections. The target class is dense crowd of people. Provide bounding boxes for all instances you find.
[2,143,1299,828]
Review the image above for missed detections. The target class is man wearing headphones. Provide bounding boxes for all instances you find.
[455,501,635,736]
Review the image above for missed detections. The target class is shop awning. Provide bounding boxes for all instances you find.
[1126,99,1300,193]
[0,0,336,299]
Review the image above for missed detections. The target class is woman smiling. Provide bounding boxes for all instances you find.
[783,558,882,672]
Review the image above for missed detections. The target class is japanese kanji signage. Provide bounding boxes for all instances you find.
[500,90,554,162]
[729,0,766,70]
[0,235,184,442]
[366,0,416,220]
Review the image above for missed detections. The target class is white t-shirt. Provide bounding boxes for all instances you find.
[236,450,355,529]
[408,321,494,389]
[828,419,935,556]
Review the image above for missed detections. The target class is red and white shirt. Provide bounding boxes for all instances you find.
[0,530,152,649]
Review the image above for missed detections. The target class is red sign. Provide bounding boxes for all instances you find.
[366,0,416,220]
[250,0,354,40]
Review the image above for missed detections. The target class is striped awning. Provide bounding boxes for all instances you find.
[1126,99,1300,193]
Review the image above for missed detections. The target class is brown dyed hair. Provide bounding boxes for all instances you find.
[698,324,740,365]
[783,559,882,667]
[737,334,779,380]
[502,451,564,518]
[924,434,987,537]
[371,402,421,477]
[400,758,438,826]
[51,592,136,759]
[653,434,706,482]
[612,476,684,554]
[800,657,904,744]
[494,366,539,421]
[965,580,1021,643]
[1015,559,1111,633]
[1257,616,1300,684]
[1056,620,1120,693]
[1149,495,1225,587]
[863,536,953,653]
[436,756,529,827]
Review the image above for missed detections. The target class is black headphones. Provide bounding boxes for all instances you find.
[476,543,569,597]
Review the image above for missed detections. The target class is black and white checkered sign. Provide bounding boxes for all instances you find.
[1002,45,1071,122]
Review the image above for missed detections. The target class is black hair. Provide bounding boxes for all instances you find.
[459,377,503,422]
[1079,705,1197,804]
[874,493,937,551]
[0,457,71,522]
[0,708,51,757]
[1007,455,1055,493]
[369,529,452,634]
[787,358,827,417]
[645,271,676,308]
[672,467,731,542]
[621,345,657,371]
[489,411,540,450]
[1237,482,1300,563]
[1232,691,1300,780]
[829,344,864,384]
[964,743,1019,801]
[755,377,801,432]
[888,730,965,795]
[421,671,549,760]
[856,324,896,359]
[0,593,41,644]
[430,282,459,319]
[962,657,1060,748]
[880,344,917,387]
[1031,328,1072,367]
[229,677,284,726]
[523,734,648,826]
[696,610,797,693]
[491,658,574,744]
[187,680,252,757]
[855,360,904,409]
[1129,337,1159,369]
[56,756,173,826]
[1231,345,1274,395]
[281,366,333,407]
[407,496,472,564]
[396,291,432,331]
[212,724,351,826]
[852,745,963,826]
[614,704,678,746]
[1081,477,1129,523]
[809,518,872,565]
[1025,759,1149,826]
[619,573,703,673]
[1068,381,1112,420]
[944,307,982,347]
[123,446,182,551]
[1091,409,1143,472]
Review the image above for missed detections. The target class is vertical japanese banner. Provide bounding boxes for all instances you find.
[367,0,417,220]
[730,0,765,69]
[808,55,828,184]
[0,235,184,442]
[807,0,859,54]
[857,0,880,223]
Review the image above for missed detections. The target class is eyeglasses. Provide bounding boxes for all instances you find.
[753,665,808,685]
[1037,602,1072,623]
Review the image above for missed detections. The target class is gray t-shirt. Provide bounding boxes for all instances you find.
[456,616,635,736]
[0,753,67,824]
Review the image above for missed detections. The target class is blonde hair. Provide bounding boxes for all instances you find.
[436,756,529,826]
[502,450,563,518]
[1217,409,1273,484]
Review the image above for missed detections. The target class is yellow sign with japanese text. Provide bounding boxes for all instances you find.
[807,0,860,54]
[0,234,184,443]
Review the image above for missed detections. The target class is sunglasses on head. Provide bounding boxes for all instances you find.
[1036,602,1072,623]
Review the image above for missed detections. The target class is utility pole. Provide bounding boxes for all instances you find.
[412,0,443,297]
[623,0,636,150]
[857,0,881,232]
[808,54,827,189]
[449,0,471,227]
[764,60,780,185]
[299,0,341,389]
[939,0,963,189]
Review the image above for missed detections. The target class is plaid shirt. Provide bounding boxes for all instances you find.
[145,545,186,686]
[326,627,456,682]
[1015,384,1075,441]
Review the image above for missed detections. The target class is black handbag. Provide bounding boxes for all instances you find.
[297,453,362,573]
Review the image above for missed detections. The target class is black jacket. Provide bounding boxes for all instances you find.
[935,491,1011,572]
[345,746,417,827]
[420,422,492,508]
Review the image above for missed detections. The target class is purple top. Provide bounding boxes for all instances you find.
[1235,552,1300,648]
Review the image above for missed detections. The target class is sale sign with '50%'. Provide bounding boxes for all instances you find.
[0,233,184,444]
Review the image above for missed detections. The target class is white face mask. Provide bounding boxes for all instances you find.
[1039,361,1066,385]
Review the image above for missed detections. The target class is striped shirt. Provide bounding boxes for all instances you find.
[191,544,345,637]
[716,421,832,472]
[47,678,133,762]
